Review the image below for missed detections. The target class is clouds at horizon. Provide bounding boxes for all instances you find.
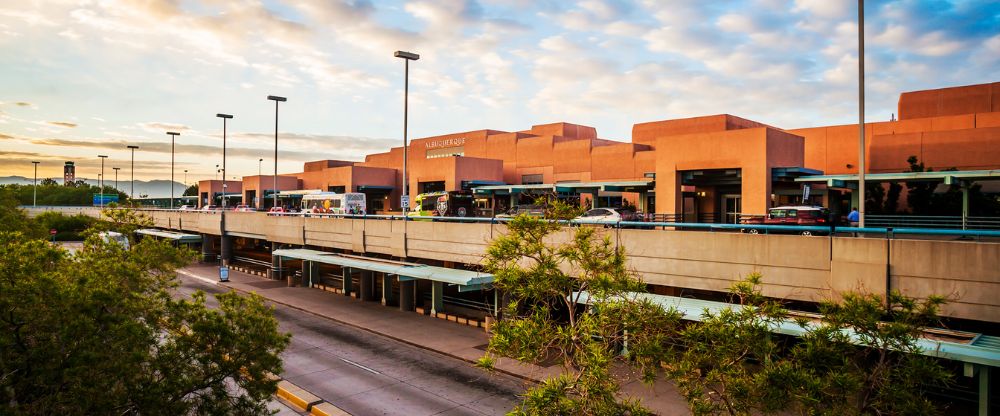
[0,0,997,180]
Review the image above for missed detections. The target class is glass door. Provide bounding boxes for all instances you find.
[722,194,741,224]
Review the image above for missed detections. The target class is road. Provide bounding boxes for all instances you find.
[175,269,524,416]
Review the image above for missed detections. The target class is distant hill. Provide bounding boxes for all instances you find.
[0,176,187,198]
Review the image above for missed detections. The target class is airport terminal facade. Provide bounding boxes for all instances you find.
[199,82,1000,220]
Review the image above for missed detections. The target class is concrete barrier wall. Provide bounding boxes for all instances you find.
[26,208,1000,322]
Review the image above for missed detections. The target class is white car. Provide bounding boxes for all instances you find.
[572,208,625,226]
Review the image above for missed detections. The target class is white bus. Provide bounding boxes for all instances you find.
[302,192,367,215]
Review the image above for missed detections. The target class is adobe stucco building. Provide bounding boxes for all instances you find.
[203,82,1000,219]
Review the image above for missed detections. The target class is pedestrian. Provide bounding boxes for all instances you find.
[847,207,860,227]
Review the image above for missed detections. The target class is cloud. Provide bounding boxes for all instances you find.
[47,121,78,128]
[15,102,30,107]
[138,122,190,133]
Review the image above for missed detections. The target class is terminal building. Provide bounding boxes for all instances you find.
[198,82,1000,222]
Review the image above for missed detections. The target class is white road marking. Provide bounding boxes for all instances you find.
[177,269,220,287]
[340,358,381,375]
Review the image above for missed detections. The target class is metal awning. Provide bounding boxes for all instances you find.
[461,180,505,190]
[135,228,201,243]
[772,167,824,181]
[357,185,394,192]
[795,169,1000,185]
[473,181,653,195]
[276,189,322,196]
[273,248,493,291]
[573,291,1000,367]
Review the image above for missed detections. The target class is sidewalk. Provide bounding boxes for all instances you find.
[190,265,690,415]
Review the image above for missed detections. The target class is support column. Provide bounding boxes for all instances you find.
[962,185,969,230]
[270,254,283,280]
[381,273,395,306]
[980,365,991,416]
[431,281,444,316]
[305,260,320,288]
[201,235,214,262]
[220,235,232,266]
[341,267,353,297]
[399,279,415,312]
[360,270,375,301]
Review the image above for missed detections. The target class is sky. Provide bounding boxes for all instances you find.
[0,0,997,183]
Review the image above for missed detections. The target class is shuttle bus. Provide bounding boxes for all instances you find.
[408,191,474,218]
[302,192,367,215]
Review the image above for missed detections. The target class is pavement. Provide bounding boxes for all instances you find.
[178,264,691,415]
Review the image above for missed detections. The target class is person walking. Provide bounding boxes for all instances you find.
[847,207,860,227]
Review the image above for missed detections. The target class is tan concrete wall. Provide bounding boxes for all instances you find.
[33,207,999,322]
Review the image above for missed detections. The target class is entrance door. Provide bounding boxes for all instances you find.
[721,194,742,224]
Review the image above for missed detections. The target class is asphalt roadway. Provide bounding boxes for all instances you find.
[175,270,524,416]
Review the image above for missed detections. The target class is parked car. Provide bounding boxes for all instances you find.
[571,207,640,226]
[740,205,831,235]
[178,204,196,211]
[268,206,286,213]
[234,205,256,212]
[495,204,545,219]
[201,205,221,211]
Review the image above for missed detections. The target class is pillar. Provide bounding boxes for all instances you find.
[381,273,395,306]
[399,279,415,312]
[980,365,991,416]
[270,254,283,280]
[220,235,233,266]
[431,281,444,315]
[341,267,353,297]
[201,235,214,262]
[962,185,969,230]
[305,260,320,288]
[360,270,375,301]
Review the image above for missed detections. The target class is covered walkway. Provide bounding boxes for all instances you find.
[135,228,202,244]
[272,248,493,316]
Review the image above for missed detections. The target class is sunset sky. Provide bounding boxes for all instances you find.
[1,0,997,182]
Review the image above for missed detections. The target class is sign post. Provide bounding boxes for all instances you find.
[49,229,57,242]
[401,195,409,210]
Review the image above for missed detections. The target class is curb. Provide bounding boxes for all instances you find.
[275,379,351,415]
[220,279,541,385]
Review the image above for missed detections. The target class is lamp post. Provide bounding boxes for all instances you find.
[184,169,188,187]
[215,165,219,181]
[394,50,419,218]
[127,145,139,200]
[31,161,39,206]
[167,132,180,209]
[112,167,120,194]
[216,114,233,209]
[98,155,108,208]
[267,95,286,211]
[857,0,866,228]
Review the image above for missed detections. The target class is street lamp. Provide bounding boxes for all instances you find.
[216,114,233,209]
[394,50,419,218]
[127,145,139,200]
[215,165,219,180]
[258,158,263,177]
[31,161,39,206]
[112,167,120,194]
[857,0,866,228]
[167,131,180,209]
[267,95,286,211]
[98,155,108,208]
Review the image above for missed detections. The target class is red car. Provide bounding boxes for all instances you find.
[741,206,831,235]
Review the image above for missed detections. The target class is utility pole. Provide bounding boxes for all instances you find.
[858,0,866,228]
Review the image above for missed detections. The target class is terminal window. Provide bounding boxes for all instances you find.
[426,146,464,159]
[521,174,543,185]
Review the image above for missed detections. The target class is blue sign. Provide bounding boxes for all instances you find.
[219,266,230,282]
[92,193,119,206]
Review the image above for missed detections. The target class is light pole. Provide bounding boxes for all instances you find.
[857,0,866,228]
[98,155,108,208]
[31,161,39,206]
[394,50,419,218]
[112,167,120,194]
[258,158,263,177]
[216,114,233,209]
[127,145,139,200]
[167,131,180,209]
[267,95,286,211]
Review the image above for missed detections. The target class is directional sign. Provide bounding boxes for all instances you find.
[219,266,230,282]
[401,195,409,209]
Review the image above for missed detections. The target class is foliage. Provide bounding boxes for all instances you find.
[0,188,45,238]
[32,211,96,241]
[480,211,681,414]
[903,156,1000,216]
[0,207,290,415]
[0,183,128,206]
[666,273,797,416]
[183,183,199,196]
[790,291,951,416]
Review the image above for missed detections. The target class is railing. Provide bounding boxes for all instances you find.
[866,215,1000,230]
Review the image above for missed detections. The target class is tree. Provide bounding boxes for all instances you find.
[478,206,681,415]
[0,188,44,238]
[790,291,951,415]
[666,274,798,416]
[183,183,199,196]
[0,207,290,415]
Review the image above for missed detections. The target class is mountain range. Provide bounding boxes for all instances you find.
[0,176,188,198]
